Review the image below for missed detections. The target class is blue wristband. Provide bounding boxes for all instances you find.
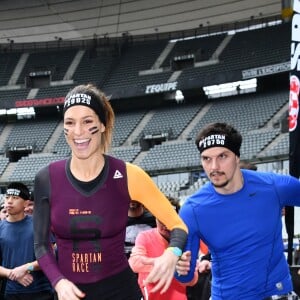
[167,246,182,257]
[27,263,34,273]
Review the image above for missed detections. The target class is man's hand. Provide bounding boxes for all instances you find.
[8,265,28,281]
[176,250,192,276]
[17,273,33,287]
[197,259,211,273]
[144,249,179,294]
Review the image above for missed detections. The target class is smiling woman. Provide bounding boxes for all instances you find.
[33,83,188,300]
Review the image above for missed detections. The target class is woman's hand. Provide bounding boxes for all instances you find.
[144,249,179,294]
[55,278,86,300]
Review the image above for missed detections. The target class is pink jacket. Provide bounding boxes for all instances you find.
[129,228,197,300]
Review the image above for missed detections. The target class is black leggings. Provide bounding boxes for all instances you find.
[4,290,54,300]
[54,267,143,300]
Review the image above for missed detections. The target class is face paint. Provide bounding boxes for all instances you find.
[64,128,69,136]
[89,126,99,135]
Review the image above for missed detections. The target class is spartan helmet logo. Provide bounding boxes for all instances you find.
[289,75,300,132]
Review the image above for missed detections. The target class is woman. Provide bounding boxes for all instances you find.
[33,84,188,300]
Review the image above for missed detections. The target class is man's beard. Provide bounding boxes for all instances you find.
[211,180,229,188]
[209,171,229,188]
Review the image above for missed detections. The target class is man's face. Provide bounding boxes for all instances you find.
[4,194,27,216]
[201,147,240,189]
[24,200,34,215]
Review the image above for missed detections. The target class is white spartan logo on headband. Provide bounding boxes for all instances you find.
[6,188,21,196]
[199,134,226,149]
[64,93,91,108]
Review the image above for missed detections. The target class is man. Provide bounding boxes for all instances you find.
[125,201,156,258]
[176,122,300,300]
[0,182,53,300]
[24,191,34,216]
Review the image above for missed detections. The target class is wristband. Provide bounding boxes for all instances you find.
[27,263,34,273]
[200,252,212,262]
[167,247,182,257]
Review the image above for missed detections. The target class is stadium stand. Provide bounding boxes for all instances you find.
[160,33,227,69]
[0,52,22,86]
[73,48,117,86]
[102,39,172,93]
[108,146,142,163]
[0,88,30,105]
[112,110,148,147]
[219,23,290,71]
[0,19,292,201]
[35,85,74,99]
[0,157,9,177]
[134,103,204,146]
[51,127,70,155]
[7,153,68,183]
[1,119,60,154]
[16,49,78,85]
[138,140,201,173]
[263,132,289,159]
[177,22,290,88]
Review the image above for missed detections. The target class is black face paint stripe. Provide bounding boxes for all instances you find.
[64,128,69,135]
[89,126,99,135]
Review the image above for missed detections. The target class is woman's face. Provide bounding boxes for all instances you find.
[64,105,105,160]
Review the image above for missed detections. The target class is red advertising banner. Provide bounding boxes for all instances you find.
[14,97,65,108]
[287,0,300,265]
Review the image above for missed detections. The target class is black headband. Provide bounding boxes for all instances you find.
[63,93,106,125]
[6,188,29,200]
[197,134,240,157]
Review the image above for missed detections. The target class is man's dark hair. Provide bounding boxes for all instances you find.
[6,182,30,200]
[167,195,180,213]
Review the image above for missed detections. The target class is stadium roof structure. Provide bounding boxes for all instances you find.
[0,0,284,44]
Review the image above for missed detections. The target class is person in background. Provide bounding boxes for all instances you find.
[24,191,34,216]
[33,83,188,300]
[125,201,156,258]
[0,201,6,299]
[239,161,257,171]
[129,196,198,300]
[0,202,7,221]
[0,182,53,300]
[175,122,300,300]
